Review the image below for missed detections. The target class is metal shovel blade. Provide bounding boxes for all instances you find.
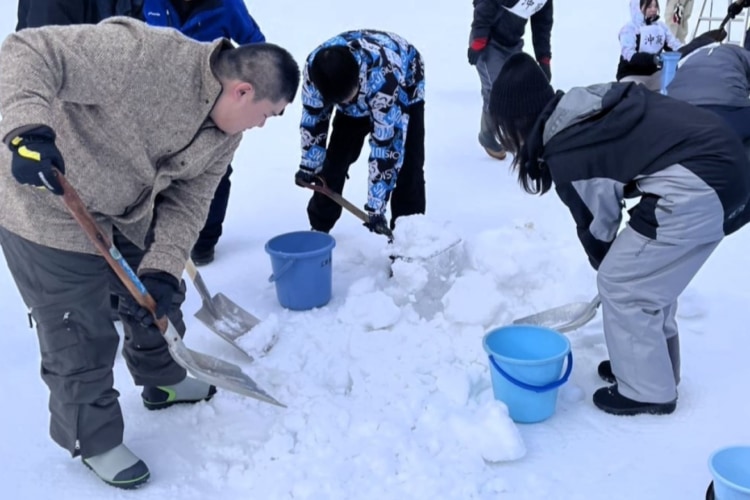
[194,292,261,356]
[395,237,463,263]
[163,320,285,407]
[513,295,601,333]
[57,172,283,407]
[186,259,260,359]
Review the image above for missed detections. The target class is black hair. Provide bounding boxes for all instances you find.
[488,52,555,195]
[308,46,360,104]
[641,0,660,12]
[495,114,552,196]
[213,43,301,104]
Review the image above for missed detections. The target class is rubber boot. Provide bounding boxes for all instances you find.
[82,443,150,489]
[142,376,217,410]
[478,110,506,160]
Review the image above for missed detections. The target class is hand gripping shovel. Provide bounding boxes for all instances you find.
[512,295,601,333]
[297,177,461,262]
[55,171,284,407]
[184,258,261,360]
[296,177,394,241]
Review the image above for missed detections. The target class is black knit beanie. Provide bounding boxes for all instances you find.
[489,52,555,135]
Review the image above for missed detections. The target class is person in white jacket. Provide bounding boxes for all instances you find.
[617,0,682,91]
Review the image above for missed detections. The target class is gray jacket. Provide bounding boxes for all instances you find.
[528,83,750,267]
[667,43,750,107]
[0,17,241,279]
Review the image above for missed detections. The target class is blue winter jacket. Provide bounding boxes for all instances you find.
[142,0,264,44]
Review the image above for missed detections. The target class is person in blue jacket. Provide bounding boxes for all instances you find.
[143,0,265,265]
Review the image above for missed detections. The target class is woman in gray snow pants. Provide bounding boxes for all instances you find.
[489,52,750,416]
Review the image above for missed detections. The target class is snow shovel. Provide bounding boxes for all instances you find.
[296,177,394,241]
[184,258,260,360]
[55,170,285,407]
[297,177,462,263]
[512,295,601,333]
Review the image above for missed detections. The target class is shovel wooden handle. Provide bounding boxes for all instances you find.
[55,169,167,332]
[297,177,394,241]
[185,257,198,281]
[184,257,220,316]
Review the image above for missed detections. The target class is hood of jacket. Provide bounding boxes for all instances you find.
[629,0,661,27]
[542,83,647,152]
[630,0,646,26]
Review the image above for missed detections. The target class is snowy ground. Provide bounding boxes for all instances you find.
[1,1,749,499]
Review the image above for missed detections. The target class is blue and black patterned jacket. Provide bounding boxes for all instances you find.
[299,30,425,215]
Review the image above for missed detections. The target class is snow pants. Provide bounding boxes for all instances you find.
[307,101,426,232]
[699,105,750,146]
[474,41,522,151]
[474,41,522,113]
[0,226,187,458]
[596,164,724,404]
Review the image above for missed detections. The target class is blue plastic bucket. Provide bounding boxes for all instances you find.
[660,51,681,95]
[265,231,336,311]
[482,325,572,423]
[709,446,750,500]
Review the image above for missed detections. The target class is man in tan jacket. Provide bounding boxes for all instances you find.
[0,17,299,489]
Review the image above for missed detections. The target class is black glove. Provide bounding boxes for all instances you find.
[728,1,749,19]
[363,211,391,236]
[538,57,552,81]
[295,168,318,187]
[7,125,65,195]
[119,271,179,332]
[467,37,488,66]
[630,52,660,71]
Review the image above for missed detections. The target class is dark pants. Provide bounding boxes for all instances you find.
[307,102,426,232]
[0,226,187,458]
[16,0,111,31]
[193,164,232,253]
[700,105,750,143]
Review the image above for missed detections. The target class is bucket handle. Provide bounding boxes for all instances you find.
[268,259,295,283]
[488,352,573,393]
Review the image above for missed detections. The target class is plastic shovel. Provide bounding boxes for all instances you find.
[512,295,601,333]
[56,170,285,408]
[184,258,261,360]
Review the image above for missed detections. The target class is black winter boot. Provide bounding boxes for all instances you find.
[478,110,507,160]
[593,385,676,416]
[597,360,616,384]
[190,246,215,266]
[142,376,217,410]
